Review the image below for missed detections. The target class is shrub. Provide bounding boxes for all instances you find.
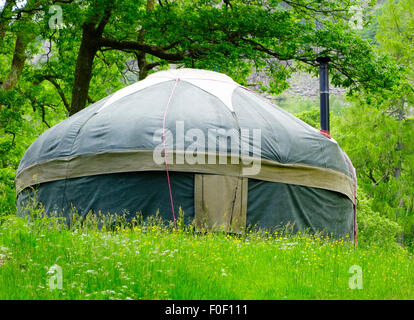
[0,168,17,216]
[357,190,403,248]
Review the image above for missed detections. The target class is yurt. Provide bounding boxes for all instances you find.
[15,68,357,239]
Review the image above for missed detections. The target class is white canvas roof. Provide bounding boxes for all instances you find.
[97,68,240,113]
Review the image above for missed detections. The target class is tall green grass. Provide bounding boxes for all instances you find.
[0,212,413,300]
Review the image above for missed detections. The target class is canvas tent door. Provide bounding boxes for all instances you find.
[194,174,248,233]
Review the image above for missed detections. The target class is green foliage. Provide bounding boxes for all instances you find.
[0,167,16,216]
[376,0,414,79]
[278,93,349,115]
[328,0,414,249]
[1,0,404,111]
[278,93,349,129]
[356,190,403,248]
[294,107,320,129]
[333,93,414,246]
[276,94,319,114]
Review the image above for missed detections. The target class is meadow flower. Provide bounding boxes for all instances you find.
[85,270,98,275]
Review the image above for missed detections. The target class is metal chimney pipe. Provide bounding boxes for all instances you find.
[316,56,331,138]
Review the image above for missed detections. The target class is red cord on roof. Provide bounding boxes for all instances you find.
[162,77,180,229]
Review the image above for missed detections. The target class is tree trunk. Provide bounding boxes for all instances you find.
[137,0,156,80]
[0,33,31,112]
[1,34,28,91]
[69,23,102,116]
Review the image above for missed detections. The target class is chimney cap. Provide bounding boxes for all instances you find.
[316,56,331,64]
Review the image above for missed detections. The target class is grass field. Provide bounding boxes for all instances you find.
[0,213,413,300]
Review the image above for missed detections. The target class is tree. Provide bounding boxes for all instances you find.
[334,0,414,246]
[376,0,414,78]
[1,0,402,115]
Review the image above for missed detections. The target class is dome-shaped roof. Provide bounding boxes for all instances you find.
[16,68,354,202]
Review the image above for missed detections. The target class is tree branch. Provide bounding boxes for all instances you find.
[100,38,186,61]
[43,75,70,112]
